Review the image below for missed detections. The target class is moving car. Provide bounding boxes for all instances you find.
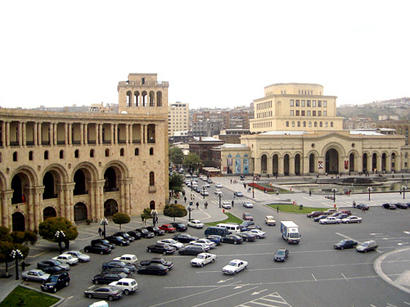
[52,253,79,266]
[22,269,50,282]
[214,189,223,195]
[356,203,369,210]
[65,250,90,262]
[113,254,138,265]
[265,216,276,226]
[273,248,289,262]
[356,240,378,252]
[194,238,216,249]
[221,235,243,245]
[157,238,184,249]
[137,264,169,275]
[206,235,222,245]
[93,272,128,284]
[109,278,138,295]
[382,203,397,210]
[200,190,209,196]
[173,233,198,243]
[242,212,254,221]
[189,242,211,251]
[248,229,266,239]
[178,245,206,255]
[84,286,123,301]
[171,222,187,232]
[395,203,408,209]
[84,244,111,255]
[341,216,362,223]
[159,224,176,233]
[146,243,176,254]
[190,253,216,267]
[222,259,248,275]
[188,219,204,229]
[243,202,254,208]
[222,201,232,209]
[234,191,244,197]
[334,239,358,250]
[319,216,341,224]
[41,272,70,293]
[138,258,174,270]
[313,215,328,222]
[216,183,223,188]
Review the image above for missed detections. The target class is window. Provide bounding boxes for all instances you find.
[307,100,311,107]
[286,121,289,127]
[323,111,327,116]
[308,121,312,127]
[318,100,322,107]
[290,99,294,107]
[29,151,33,161]
[301,110,305,116]
[120,148,124,156]
[75,149,79,158]
[313,111,316,116]
[105,149,110,157]
[13,152,18,161]
[297,121,301,127]
[59,150,64,159]
[134,148,139,156]
[318,111,321,116]
[90,149,94,158]
[303,121,306,127]
[301,100,305,107]
[292,121,295,127]
[296,100,300,107]
[320,121,323,127]
[312,100,316,107]
[323,100,327,107]
[149,147,154,155]
[325,122,328,127]
[296,110,300,116]
[314,122,317,127]
[330,122,333,127]
[44,150,49,160]
[149,172,155,186]
[290,110,294,116]
[307,110,311,116]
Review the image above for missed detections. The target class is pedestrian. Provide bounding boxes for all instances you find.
[230,179,233,184]
[21,261,27,272]
[232,200,234,208]
[277,207,279,213]
[353,201,356,208]
[184,196,187,203]
[196,202,199,209]
[309,190,312,196]
[204,201,208,209]
[102,230,106,238]
[243,183,246,189]
[98,227,102,237]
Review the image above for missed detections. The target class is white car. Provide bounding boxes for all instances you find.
[248,229,266,238]
[22,269,50,282]
[194,238,216,249]
[190,253,216,267]
[222,201,232,209]
[189,242,210,251]
[222,259,248,275]
[264,216,276,226]
[52,253,79,265]
[109,278,138,295]
[65,250,90,263]
[188,219,204,229]
[242,202,254,208]
[200,190,209,196]
[113,254,138,265]
[214,189,222,195]
[342,216,362,224]
[157,238,184,249]
[319,216,341,224]
[203,183,210,188]
[216,183,223,188]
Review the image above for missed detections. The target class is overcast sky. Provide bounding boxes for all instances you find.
[1,0,409,110]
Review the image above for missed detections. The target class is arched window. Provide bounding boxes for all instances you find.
[44,150,49,160]
[28,151,33,161]
[308,121,312,127]
[59,150,64,159]
[90,149,94,158]
[314,122,317,127]
[156,91,162,107]
[320,121,323,127]
[74,149,79,158]
[147,124,155,143]
[149,147,154,155]
[292,121,295,127]
[134,91,140,107]
[286,121,289,127]
[149,172,155,186]
[303,121,306,127]
[13,152,18,161]
[120,148,124,156]
[297,121,300,127]
[105,149,110,157]
[149,91,155,107]
[126,91,132,107]
[135,148,139,156]
[330,122,333,127]
[142,91,147,107]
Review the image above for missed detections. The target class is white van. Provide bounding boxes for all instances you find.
[217,223,241,233]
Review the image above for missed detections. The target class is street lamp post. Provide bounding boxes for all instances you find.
[367,187,372,201]
[10,249,23,280]
[100,218,108,239]
[188,206,192,221]
[218,193,222,208]
[252,174,255,199]
[331,188,337,202]
[55,230,66,254]
[402,186,407,199]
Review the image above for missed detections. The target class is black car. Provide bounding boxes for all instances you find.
[171,223,188,232]
[178,245,205,256]
[273,248,289,262]
[91,239,115,249]
[173,233,198,243]
[92,272,127,284]
[356,203,369,210]
[110,260,137,272]
[127,230,142,240]
[102,267,131,276]
[102,261,135,273]
[382,203,397,210]
[239,221,256,231]
[138,258,174,270]
[313,214,328,222]
[307,211,325,218]
[137,264,169,275]
[147,243,176,254]
[221,235,243,245]
[114,232,135,242]
[237,232,257,242]
[395,202,408,209]
[41,272,70,293]
[146,226,165,236]
[84,244,111,255]
[136,228,155,238]
[37,260,69,274]
[334,239,358,250]
[106,236,130,246]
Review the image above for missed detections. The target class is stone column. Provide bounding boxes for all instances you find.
[64,123,68,145]
[395,154,402,172]
[302,156,309,175]
[254,157,261,175]
[33,122,38,146]
[93,180,105,221]
[33,186,44,231]
[318,156,325,174]
[84,124,88,145]
[1,121,6,146]
[376,154,382,172]
[125,124,129,145]
[142,125,146,144]
[22,122,26,146]
[129,124,133,144]
[1,190,13,229]
[18,122,22,146]
[6,122,10,146]
[289,156,295,175]
[120,178,132,215]
[98,124,102,145]
[68,123,72,145]
[366,155,372,173]
[66,183,75,222]
[356,155,362,173]
[110,124,114,145]
[38,123,42,146]
[80,124,84,145]
[386,155,391,172]
[278,156,284,175]
[53,123,57,145]
[267,156,273,175]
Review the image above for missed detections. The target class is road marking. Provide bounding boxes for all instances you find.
[403,301,410,305]
[311,273,317,281]
[27,251,47,258]
[252,289,268,295]
[335,232,361,243]
[218,277,233,283]
[191,286,259,307]
[340,273,348,281]
[236,291,292,307]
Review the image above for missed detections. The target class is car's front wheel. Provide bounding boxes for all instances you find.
[87,294,93,299]
[124,289,129,295]
[108,296,114,301]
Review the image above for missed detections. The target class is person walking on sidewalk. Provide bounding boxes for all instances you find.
[232,200,234,208]
[98,227,102,237]
[196,202,199,209]
[204,201,208,209]
[184,196,187,203]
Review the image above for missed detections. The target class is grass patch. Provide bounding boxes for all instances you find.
[206,212,243,226]
[0,285,59,307]
[268,203,326,214]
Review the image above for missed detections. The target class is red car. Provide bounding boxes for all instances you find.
[159,224,176,233]
[242,212,254,221]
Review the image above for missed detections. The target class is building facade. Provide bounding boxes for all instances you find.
[0,73,169,232]
[168,102,189,136]
[377,120,410,145]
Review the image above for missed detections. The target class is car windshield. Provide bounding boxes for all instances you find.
[276,250,285,255]
[289,233,300,238]
[49,275,59,282]
[228,261,238,266]
[198,254,206,259]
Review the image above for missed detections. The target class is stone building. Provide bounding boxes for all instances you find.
[0,73,169,232]
[168,101,189,136]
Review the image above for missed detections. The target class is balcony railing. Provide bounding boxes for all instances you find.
[88,140,96,144]
[72,140,81,145]
[10,141,19,146]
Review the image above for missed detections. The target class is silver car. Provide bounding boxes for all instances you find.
[22,269,50,282]
[65,250,90,262]
[84,286,123,301]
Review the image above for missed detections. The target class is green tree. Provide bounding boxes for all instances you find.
[163,204,187,221]
[38,217,78,252]
[140,208,153,225]
[169,173,184,195]
[0,227,30,277]
[169,146,184,166]
[112,212,130,230]
[183,153,202,172]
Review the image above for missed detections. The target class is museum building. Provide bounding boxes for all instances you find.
[0,73,169,231]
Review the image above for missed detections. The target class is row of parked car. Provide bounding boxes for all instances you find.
[307,209,363,224]
[382,202,409,209]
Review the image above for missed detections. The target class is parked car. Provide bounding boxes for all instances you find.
[356,240,378,252]
[114,232,135,242]
[190,253,216,267]
[207,235,222,245]
[138,257,174,270]
[103,260,136,273]
[307,211,324,218]
[243,202,254,208]
[216,183,223,188]
[106,236,129,246]
[194,238,216,249]
[173,233,198,243]
[102,267,131,276]
[22,269,50,282]
[264,215,276,226]
[273,248,289,262]
[137,263,169,275]
[189,242,211,252]
[65,250,90,262]
[178,245,206,256]
[222,201,232,209]
[52,253,79,266]
[339,210,352,215]
[146,243,176,255]
[171,222,187,232]
[341,216,362,223]
[37,259,70,273]
[188,219,204,229]
[214,189,222,195]
[41,272,70,293]
[146,226,165,236]
[109,278,138,295]
[313,214,328,222]
[200,190,209,196]
[356,203,369,210]
[93,272,128,284]
[234,191,244,197]
[248,229,266,238]
[221,235,243,245]
[242,212,254,221]
[382,203,397,210]
[113,254,138,266]
[84,244,111,255]
[237,232,257,242]
[91,239,115,250]
[135,228,155,238]
[157,238,184,249]
[84,286,123,301]
[319,216,341,224]
[127,230,142,240]
[334,239,358,250]
[159,224,176,233]
[222,259,248,275]
[395,202,408,209]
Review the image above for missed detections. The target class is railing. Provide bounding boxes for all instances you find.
[26,141,34,146]
[41,141,50,145]
[57,140,65,145]
[10,141,19,146]
[132,140,141,144]
[118,81,169,88]
[103,140,111,144]
[104,187,119,192]
[43,193,58,200]
[72,140,81,145]
[88,140,96,144]
[118,140,126,144]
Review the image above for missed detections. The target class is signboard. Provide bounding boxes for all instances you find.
[318,160,324,169]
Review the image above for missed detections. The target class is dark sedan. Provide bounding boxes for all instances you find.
[137,264,169,275]
[221,235,243,245]
[173,233,198,243]
[237,232,257,242]
[334,239,358,250]
[273,248,289,262]
[136,228,155,238]
[356,203,369,210]
[41,272,70,293]
[91,239,115,249]
[114,232,135,242]
[138,258,174,270]
[382,203,397,210]
[127,230,142,240]
[171,223,187,232]
[147,243,176,254]
[146,226,165,236]
[178,245,205,256]
[102,267,131,276]
[106,236,130,246]
[84,286,123,301]
[92,272,127,284]
[207,235,222,245]
[395,203,408,209]
[37,260,70,273]
[84,244,111,255]
[313,215,328,222]
[102,261,135,273]
[307,211,324,218]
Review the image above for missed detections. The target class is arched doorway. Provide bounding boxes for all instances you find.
[309,154,315,173]
[12,212,25,231]
[391,153,396,171]
[104,199,118,217]
[261,155,267,173]
[11,173,30,204]
[43,172,57,199]
[284,154,290,176]
[272,155,278,176]
[104,167,118,192]
[381,153,387,172]
[150,201,156,210]
[43,207,57,220]
[74,202,87,222]
[362,153,368,172]
[325,149,339,174]
[73,170,87,195]
[294,154,301,175]
[349,153,355,172]
[372,153,377,172]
